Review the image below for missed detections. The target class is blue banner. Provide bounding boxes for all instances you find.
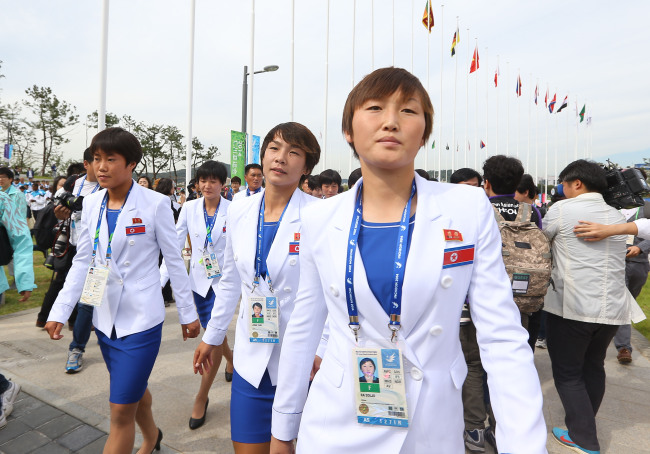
[251,135,260,164]
[3,144,13,160]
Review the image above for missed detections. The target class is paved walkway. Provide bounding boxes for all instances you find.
[1,306,650,453]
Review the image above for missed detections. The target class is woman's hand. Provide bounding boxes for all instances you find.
[310,355,322,381]
[44,322,64,340]
[181,319,201,340]
[270,436,295,454]
[193,341,214,375]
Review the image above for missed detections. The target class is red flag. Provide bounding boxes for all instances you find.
[480,140,486,149]
[469,46,479,73]
[422,1,434,32]
[516,75,522,97]
[494,67,499,87]
[544,89,548,108]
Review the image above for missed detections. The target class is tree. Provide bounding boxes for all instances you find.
[23,85,79,174]
[190,137,220,170]
[161,125,184,182]
[86,110,120,130]
[133,122,167,180]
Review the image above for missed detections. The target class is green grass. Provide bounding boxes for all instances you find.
[634,280,650,340]
[1,249,53,316]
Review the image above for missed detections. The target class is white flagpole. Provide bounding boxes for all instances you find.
[566,93,570,168]
[438,4,443,177]
[464,27,469,167]
[535,78,539,194]
[349,0,356,178]
[545,84,549,200]
[425,19,430,171]
[474,38,478,169]
[185,0,196,188]
[323,0,330,169]
[289,0,294,121]
[392,0,395,66]
[411,0,414,72]
[496,55,499,154]
[517,70,520,159]
[98,0,109,132]
[371,0,374,70]
[554,87,558,186]
[452,17,458,174]
[574,98,579,161]
[506,62,510,156]
[247,0,255,164]
[485,47,488,161]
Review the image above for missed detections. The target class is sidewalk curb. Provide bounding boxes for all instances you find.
[632,325,650,360]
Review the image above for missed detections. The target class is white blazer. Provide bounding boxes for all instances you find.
[232,186,265,202]
[160,196,230,297]
[271,175,547,454]
[202,188,317,388]
[48,182,198,338]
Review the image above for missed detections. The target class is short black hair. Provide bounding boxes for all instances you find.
[245,163,263,175]
[67,162,85,177]
[516,174,538,199]
[558,159,607,194]
[83,147,93,163]
[415,169,430,181]
[90,127,143,165]
[231,176,241,184]
[319,169,341,187]
[450,168,483,185]
[260,122,321,174]
[359,358,376,371]
[348,168,362,187]
[196,160,227,185]
[0,167,13,180]
[482,155,524,195]
[50,176,66,193]
[155,178,174,196]
[308,175,320,191]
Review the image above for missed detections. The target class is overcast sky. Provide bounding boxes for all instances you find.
[1,0,648,179]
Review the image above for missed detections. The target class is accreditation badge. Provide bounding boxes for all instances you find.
[248,295,279,343]
[80,265,110,307]
[353,347,409,428]
[200,252,222,279]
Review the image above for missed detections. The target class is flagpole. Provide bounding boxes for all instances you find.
[517,69,520,159]
[98,0,109,132]
[535,78,539,195]
[496,55,499,155]
[392,0,395,66]
[566,93,570,168]
[527,73,531,172]
[349,0,356,178]
[464,27,469,167]
[452,17,459,175]
[506,61,510,156]
[185,0,196,189]
[323,0,330,170]
[574,98,579,162]
[545,84,549,201]
[438,4,444,177]
[485,47,488,161]
[410,0,414,72]
[371,0,374,70]
[425,14,430,171]
[474,38,478,170]
[554,87,559,187]
[289,0,294,121]
[247,0,255,164]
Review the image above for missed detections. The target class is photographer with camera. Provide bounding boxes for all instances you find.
[37,149,102,374]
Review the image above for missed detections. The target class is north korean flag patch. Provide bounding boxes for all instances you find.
[442,245,474,269]
[126,225,146,236]
[289,242,300,255]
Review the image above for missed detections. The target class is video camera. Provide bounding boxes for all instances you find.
[603,161,649,209]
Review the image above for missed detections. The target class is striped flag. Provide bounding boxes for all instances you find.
[534,85,538,104]
[516,75,522,97]
[469,46,479,73]
[556,96,568,113]
[480,140,486,149]
[422,1,434,32]
[548,94,557,113]
[451,27,459,56]
[545,89,549,108]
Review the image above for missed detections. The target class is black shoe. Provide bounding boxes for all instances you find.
[151,428,162,453]
[189,398,209,430]
[225,370,233,382]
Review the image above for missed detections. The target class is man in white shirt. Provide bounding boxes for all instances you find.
[232,163,264,201]
[543,159,631,454]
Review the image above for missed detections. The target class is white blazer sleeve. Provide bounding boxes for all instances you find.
[271,216,328,441]
[202,208,244,346]
[159,201,189,287]
[156,196,197,325]
[634,218,650,239]
[467,195,547,453]
[48,197,96,323]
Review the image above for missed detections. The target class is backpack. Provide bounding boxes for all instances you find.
[0,224,13,266]
[493,203,552,313]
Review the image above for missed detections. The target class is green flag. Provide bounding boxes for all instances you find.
[579,105,586,123]
[230,130,246,180]
[432,140,435,149]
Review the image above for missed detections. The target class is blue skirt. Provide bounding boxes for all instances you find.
[96,323,163,405]
[230,369,276,443]
[193,287,215,329]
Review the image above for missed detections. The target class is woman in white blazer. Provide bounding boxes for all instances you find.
[193,122,321,453]
[270,68,547,454]
[160,160,235,430]
[46,128,200,454]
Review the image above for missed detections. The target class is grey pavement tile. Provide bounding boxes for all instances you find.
[20,404,64,428]
[75,434,107,454]
[36,414,83,439]
[31,442,73,454]
[0,431,49,454]
[0,418,31,444]
[57,425,104,452]
[9,395,45,419]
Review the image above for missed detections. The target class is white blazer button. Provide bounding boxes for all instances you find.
[234,254,238,261]
[222,234,226,239]
[441,275,453,288]
[119,279,124,285]
[194,233,199,237]
[411,367,423,381]
[289,258,297,266]
[129,240,135,246]
[330,285,339,297]
[124,261,131,267]
[429,325,443,336]
[284,287,292,293]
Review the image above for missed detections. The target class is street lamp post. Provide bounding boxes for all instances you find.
[241,64,279,136]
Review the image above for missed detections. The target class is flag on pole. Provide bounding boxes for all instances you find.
[548,94,556,113]
[534,85,538,104]
[470,46,479,73]
[422,1,434,32]
[480,140,486,149]
[451,27,459,56]
[446,144,450,150]
[579,104,586,122]
[494,67,499,87]
[516,75,522,97]
[545,89,548,108]
[432,140,435,149]
[556,96,568,113]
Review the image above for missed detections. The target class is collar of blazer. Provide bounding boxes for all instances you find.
[240,187,305,290]
[329,174,451,340]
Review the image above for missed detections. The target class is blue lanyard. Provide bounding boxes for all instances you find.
[345,180,416,342]
[247,187,261,197]
[203,199,220,250]
[91,182,134,264]
[253,194,290,293]
[77,175,100,197]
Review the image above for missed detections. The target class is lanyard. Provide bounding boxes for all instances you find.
[203,199,220,250]
[247,187,261,197]
[77,175,100,197]
[253,194,290,293]
[345,180,416,343]
[91,183,134,265]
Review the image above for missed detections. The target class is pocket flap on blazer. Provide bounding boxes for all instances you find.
[449,354,468,390]
[136,273,160,290]
[321,356,345,389]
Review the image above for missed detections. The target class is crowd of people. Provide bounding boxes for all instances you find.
[0,67,648,454]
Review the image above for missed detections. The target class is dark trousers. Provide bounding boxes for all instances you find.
[546,312,619,451]
[37,247,76,324]
[459,322,495,430]
[0,373,9,394]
